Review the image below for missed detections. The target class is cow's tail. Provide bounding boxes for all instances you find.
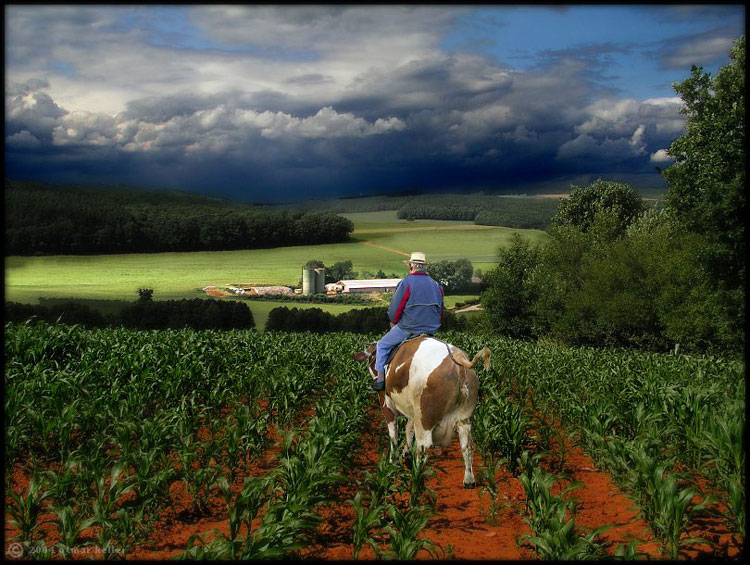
[451,346,491,371]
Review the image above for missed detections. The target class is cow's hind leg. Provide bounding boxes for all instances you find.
[401,419,415,465]
[457,419,476,489]
[379,391,398,463]
[411,423,433,468]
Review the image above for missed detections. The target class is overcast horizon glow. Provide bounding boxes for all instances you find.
[4,5,745,202]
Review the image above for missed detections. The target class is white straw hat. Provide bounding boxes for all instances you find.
[404,251,427,264]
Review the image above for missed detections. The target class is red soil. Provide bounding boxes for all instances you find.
[4,401,743,560]
[204,289,229,297]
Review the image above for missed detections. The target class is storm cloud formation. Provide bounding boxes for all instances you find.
[4,5,744,201]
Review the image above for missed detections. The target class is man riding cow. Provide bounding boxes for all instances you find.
[352,253,490,487]
[372,251,444,391]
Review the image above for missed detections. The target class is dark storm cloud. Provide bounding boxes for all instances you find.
[4,58,682,200]
[6,5,713,200]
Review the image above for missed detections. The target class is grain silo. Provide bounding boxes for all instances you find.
[302,267,316,295]
[314,267,326,294]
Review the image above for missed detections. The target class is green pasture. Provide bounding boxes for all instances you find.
[5,210,546,326]
[344,210,548,273]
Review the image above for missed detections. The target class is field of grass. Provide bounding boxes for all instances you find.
[5,210,546,325]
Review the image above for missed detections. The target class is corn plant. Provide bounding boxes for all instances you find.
[180,474,273,560]
[234,403,270,467]
[6,479,52,543]
[473,389,514,524]
[174,430,219,516]
[181,531,236,560]
[52,505,97,559]
[110,506,147,557]
[477,451,507,526]
[613,540,649,560]
[533,412,578,474]
[91,466,135,527]
[400,441,437,509]
[663,387,713,468]
[42,460,82,509]
[519,465,608,560]
[92,521,118,561]
[226,474,272,544]
[366,451,404,507]
[702,406,745,541]
[187,463,220,516]
[638,464,711,559]
[382,502,440,560]
[273,430,343,510]
[522,513,609,560]
[472,385,531,475]
[350,491,388,559]
[240,497,321,559]
[216,416,242,483]
[132,447,175,511]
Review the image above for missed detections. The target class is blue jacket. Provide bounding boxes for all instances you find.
[388,272,444,334]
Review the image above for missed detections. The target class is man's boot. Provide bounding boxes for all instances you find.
[372,370,385,391]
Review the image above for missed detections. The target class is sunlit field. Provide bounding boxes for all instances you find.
[5,213,547,307]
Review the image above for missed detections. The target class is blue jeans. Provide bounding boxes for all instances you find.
[375,324,413,374]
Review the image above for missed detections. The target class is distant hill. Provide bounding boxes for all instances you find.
[5,179,353,256]
[281,192,563,229]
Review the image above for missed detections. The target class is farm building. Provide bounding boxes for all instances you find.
[326,279,402,295]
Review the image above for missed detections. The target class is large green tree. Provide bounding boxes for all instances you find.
[661,35,745,347]
[428,258,474,294]
[481,234,541,339]
[550,178,646,238]
[662,35,745,291]
[326,260,357,283]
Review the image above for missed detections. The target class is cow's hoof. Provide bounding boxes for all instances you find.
[463,482,476,490]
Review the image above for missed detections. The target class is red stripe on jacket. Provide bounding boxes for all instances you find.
[393,284,411,323]
[440,286,444,322]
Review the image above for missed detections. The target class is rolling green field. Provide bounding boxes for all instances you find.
[5,210,547,326]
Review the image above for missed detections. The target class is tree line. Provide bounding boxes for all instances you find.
[5,180,353,255]
[5,293,254,330]
[281,190,562,230]
[265,305,465,333]
[396,194,561,229]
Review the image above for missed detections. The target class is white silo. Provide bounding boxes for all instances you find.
[302,267,316,295]
[314,267,326,294]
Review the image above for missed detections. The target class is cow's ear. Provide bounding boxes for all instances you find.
[352,351,368,362]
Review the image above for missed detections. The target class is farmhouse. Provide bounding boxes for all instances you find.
[326,278,401,295]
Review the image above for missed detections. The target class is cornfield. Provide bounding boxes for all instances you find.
[4,321,744,559]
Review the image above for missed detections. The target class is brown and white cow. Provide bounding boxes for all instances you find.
[353,335,490,489]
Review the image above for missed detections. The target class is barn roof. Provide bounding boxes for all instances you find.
[338,278,401,289]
